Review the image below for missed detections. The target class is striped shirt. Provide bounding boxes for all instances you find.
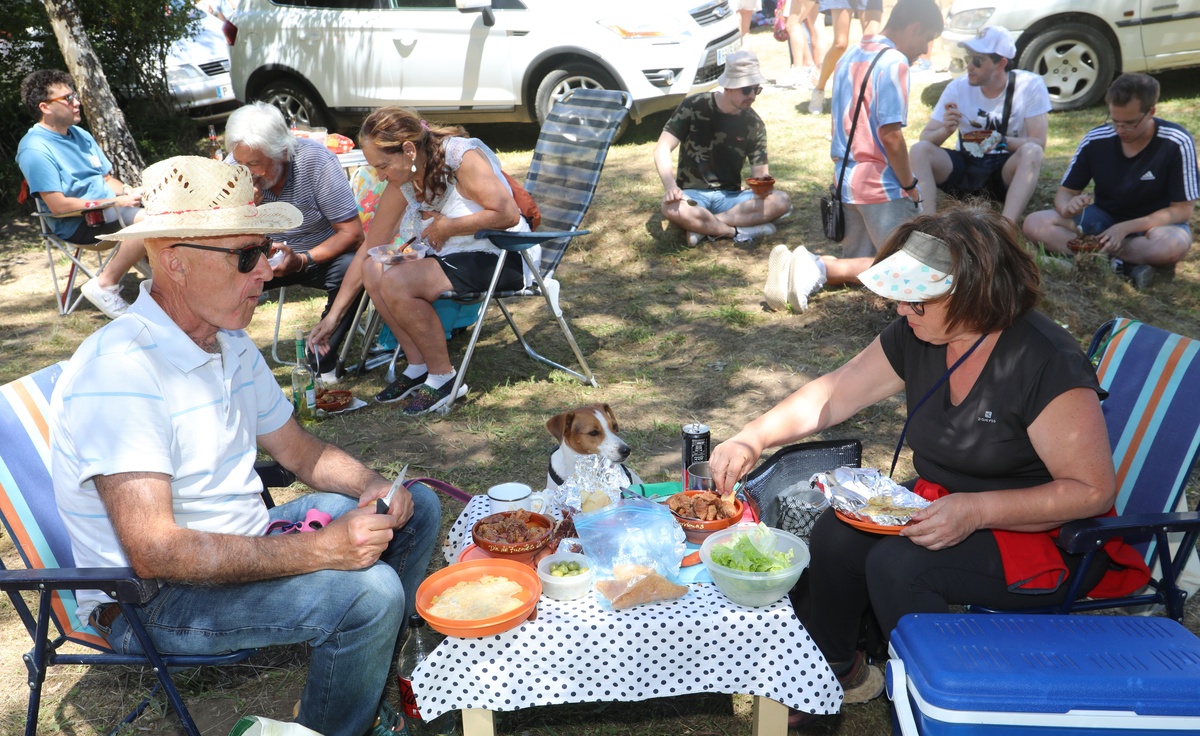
[51,281,293,620]
[1061,119,1199,223]
[261,137,359,253]
[829,36,910,205]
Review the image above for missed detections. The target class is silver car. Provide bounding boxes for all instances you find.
[167,11,240,122]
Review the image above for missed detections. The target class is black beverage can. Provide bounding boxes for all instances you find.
[681,422,711,487]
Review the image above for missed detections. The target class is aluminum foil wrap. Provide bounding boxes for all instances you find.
[810,467,930,526]
[555,455,627,515]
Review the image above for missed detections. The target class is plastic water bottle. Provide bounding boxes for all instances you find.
[396,614,460,736]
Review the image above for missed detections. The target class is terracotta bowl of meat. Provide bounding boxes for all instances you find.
[316,389,353,413]
[745,176,776,198]
[1068,234,1103,253]
[472,510,554,562]
[961,129,992,144]
[667,490,744,544]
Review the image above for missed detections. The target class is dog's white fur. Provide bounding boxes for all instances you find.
[546,404,642,492]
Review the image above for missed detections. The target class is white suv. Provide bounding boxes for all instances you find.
[943,0,1200,111]
[226,0,741,133]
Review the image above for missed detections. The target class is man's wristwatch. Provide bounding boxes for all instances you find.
[902,177,919,192]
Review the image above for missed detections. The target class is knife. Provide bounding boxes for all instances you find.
[375,464,408,514]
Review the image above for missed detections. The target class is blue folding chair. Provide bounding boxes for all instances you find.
[0,363,294,736]
[974,318,1200,621]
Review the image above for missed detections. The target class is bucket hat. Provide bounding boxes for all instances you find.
[99,156,301,240]
[859,231,955,301]
[959,27,1017,60]
[718,50,767,89]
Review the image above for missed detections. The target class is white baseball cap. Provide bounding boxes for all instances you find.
[859,231,955,301]
[959,26,1017,60]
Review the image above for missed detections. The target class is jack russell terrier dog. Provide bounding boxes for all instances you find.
[546,404,643,493]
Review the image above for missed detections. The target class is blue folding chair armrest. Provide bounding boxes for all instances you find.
[1057,511,1200,554]
[474,228,590,250]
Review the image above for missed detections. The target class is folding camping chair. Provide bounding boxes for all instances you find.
[0,363,295,736]
[342,89,632,410]
[32,196,126,316]
[974,317,1200,622]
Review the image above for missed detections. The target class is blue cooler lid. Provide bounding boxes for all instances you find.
[889,614,1200,716]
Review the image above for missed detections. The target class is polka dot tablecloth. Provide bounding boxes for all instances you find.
[418,497,843,720]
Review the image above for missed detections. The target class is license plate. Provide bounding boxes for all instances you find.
[716,42,738,66]
[217,84,232,99]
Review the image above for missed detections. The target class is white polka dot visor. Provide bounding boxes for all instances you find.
[858,231,955,302]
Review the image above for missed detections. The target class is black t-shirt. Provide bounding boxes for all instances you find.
[879,311,1103,493]
[1061,119,1200,222]
[663,92,768,191]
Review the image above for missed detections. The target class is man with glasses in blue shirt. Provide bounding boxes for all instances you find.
[1023,73,1198,289]
[16,70,148,318]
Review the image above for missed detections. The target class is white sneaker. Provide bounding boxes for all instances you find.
[808,89,825,115]
[319,370,340,386]
[788,246,827,312]
[763,244,793,312]
[81,278,129,319]
[734,223,776,243]
[686,231,707,247]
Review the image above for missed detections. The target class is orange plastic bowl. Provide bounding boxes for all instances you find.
[416,558,541,638]
[670,490,744,544]
[471,511,553,560]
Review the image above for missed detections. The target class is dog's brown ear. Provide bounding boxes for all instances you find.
[600,403,619,432]
[546,411,573,441]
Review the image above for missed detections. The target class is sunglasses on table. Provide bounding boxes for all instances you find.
[46,91,80,105]
[740,85,763,96]
[168,239,273,273]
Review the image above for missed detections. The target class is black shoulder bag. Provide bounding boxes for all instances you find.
[821,47,889,242]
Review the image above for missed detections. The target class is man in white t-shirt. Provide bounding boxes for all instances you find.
[908,27,1050,223]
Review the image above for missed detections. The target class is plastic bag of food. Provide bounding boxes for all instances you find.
[810,467,930,526]
[573,496,688,609]
[554,454,627,514]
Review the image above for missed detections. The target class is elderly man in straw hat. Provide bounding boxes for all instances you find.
[49,156,440,736]
[654,49,792,247]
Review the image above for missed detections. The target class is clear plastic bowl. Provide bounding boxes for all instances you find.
[368,244,424,265]
[699,523,809,607]
[536,550,594,601]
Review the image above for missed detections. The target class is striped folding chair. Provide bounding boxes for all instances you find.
[0,363,291,736]
[979,318,1200,621]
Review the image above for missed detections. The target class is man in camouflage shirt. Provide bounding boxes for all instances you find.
[654,50,791,247]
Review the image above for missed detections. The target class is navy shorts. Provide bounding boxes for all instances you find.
[942,150,1011,202]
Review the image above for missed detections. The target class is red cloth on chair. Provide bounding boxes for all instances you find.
[913,479,1151,597]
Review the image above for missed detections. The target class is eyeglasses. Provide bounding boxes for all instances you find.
[740,85,763,96]
[901,301,926,316]
[46,91,79,106]
[168,239,273,273]
[1108,111,1149,131]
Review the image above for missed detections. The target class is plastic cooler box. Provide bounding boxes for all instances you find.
[887,614,1200,735]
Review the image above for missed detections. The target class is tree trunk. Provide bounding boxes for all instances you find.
[40,0,145,185]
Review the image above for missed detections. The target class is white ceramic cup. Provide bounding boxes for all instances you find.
[488,482,533,513]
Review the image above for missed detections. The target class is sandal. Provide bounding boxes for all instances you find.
[375,372,427,404]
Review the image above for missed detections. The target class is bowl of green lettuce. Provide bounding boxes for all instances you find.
[699,522,809,607]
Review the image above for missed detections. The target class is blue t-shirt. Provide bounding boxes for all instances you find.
[259,138,359,253]
[1061,119,1200,223]
[16,124,115,238]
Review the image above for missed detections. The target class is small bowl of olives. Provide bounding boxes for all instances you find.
[535,550,593,601]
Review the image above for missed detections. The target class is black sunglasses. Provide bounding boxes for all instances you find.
[740,85,763,96]
[901,301,926,316]
[168,239,273,273]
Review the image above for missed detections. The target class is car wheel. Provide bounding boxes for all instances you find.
[1017,23,1116,111]
[257,77,331,130]
[534,63,627,137]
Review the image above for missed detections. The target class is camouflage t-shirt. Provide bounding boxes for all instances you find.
[663,92,768,191]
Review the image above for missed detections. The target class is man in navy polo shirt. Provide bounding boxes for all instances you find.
[1023,73,1198,289]
[226,102,364,381]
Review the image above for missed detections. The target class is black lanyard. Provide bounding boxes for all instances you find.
[889,333,989,478]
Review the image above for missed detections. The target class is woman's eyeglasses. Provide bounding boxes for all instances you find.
[169,240,273,273]
[740,85,763,96]
[901,301,926,316]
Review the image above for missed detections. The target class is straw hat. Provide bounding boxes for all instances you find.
[859,231,955,301]
[718,50,767,89]
[99,156,302,240]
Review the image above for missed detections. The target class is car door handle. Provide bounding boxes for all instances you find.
[1152,3,1179,10]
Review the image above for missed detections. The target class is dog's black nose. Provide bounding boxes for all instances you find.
[617,444,631,460]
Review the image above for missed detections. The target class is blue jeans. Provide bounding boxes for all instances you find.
[105,483,442,736]
[683,188,757,214]
[1074,204,1191,238]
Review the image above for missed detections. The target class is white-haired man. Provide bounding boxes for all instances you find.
[908,26,1050,223]
[226,101,364,381]
[50,156,440,736]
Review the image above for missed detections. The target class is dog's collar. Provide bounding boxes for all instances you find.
[548,456,634,488]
